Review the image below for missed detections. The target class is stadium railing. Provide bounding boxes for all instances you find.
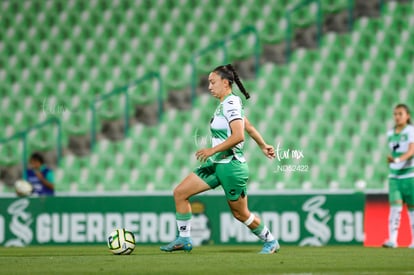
[90,72,163,150]
[0,118,62,172]
[285,0,323,63]
[285,0,388,62]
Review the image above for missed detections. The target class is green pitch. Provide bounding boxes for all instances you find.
[1,245,414,275]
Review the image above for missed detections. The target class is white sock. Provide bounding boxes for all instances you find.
[389,205,402,243]
[408,209,414,245]
[258,226,275,242]
[245,214,276,242]
[177,219,191,238]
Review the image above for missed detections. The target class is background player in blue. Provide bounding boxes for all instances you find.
[161,64,279,254]
[25,152,55,196]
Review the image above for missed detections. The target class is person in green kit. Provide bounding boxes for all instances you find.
[383,104,414,248]
[160,64,279,254]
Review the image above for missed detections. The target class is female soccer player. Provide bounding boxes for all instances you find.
[383,104,414,248]
[160,64,280,254]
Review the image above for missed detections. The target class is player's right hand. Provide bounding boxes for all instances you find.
[261,144,275,159]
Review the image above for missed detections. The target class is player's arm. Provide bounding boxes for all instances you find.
[245,117,275,159]
[35,170,55,190]
[388,143,414,163]
[196,119,244,162]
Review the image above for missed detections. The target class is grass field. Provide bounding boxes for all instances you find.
[1,245,414,275]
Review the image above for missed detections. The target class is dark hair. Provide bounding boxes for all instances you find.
[30,152,44,164]
[212,64,250,99]
[395,103,411,124]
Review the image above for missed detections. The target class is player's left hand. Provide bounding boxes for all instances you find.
[261,144,275,159]
[196,148,215,162]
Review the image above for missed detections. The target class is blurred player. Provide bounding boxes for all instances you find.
[160,64,279,254]
[383,104,414,248]
[25,152,55,196]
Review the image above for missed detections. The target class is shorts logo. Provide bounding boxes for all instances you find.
[229,189,236,196]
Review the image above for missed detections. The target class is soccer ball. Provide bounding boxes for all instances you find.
[107,228,136,255]
[15,180,33,197]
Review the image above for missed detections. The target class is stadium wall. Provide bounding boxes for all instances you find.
[0,192,365,247]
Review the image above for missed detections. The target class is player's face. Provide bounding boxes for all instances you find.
[208,72,229,100]
[29,159,41,170]
[393,107,410,127]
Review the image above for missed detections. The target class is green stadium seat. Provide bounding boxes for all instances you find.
[100,167,123,191]
[0,140,21,167]
[63,111,89,136]
[290,1,318,28]
[76,167,98,192]
[322,0,349,14]
[27,132,51,153]
[128,168,148,191]
[54,167,71,192]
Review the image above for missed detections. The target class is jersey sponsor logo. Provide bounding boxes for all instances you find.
[226,108,237,113]
[392,143,400,151]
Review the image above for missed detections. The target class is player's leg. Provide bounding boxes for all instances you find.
[161,161,219,252]
[218,160,279,254]
[383,178,403,248]
[173,173,211,236]
[227,196,279,254]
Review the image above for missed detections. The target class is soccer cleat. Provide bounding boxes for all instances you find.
[160,237,193,253]
[259,240,280,254]
[382,241,397,248]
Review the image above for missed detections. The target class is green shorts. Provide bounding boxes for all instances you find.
[389,177,414,205]
[194,159,249,201]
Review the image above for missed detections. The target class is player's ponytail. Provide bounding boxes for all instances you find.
[226,64,250,100]
[212,64,250,100]
[395,103,411,124]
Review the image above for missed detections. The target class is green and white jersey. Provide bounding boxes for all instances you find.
[388,124,414,179]
[210,93,246,163]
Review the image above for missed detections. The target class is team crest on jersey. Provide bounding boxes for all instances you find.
[215,105,223,116]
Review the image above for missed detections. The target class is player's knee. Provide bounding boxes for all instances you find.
[173,185,188,201]
[173,186,183,200]
[231,209,249,222]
